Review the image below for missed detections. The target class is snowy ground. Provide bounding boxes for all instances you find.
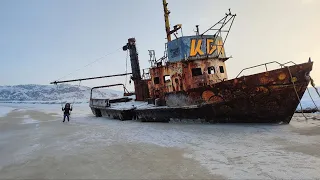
[0,103,320,179]
[0,106,15,117]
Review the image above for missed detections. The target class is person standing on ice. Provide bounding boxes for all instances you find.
[62,103,72,122]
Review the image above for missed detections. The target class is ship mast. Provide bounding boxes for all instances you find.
[163,0,171,42]
[162,0,182,42]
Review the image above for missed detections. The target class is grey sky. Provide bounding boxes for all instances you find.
[0,0,319,91]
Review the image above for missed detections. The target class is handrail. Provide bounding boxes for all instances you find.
[90,83,130,100]
[235,61,297,78]
[282,61,297,66]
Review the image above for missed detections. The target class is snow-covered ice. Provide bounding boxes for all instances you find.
[1,101,320,179]
[21,117,40,124]
[0,106,14,117]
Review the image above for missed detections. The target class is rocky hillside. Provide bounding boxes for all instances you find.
[0,84,122,103]
[0,84,319,108]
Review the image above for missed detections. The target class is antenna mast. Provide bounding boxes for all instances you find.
[163,0,171,42]
[162,0,182,42]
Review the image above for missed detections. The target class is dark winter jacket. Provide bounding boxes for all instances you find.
[62,107,72,115]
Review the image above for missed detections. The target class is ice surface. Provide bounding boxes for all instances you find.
[21,117,40,124]
[1,103,320,179]
[73,114,320,179]
[0,106,14,117]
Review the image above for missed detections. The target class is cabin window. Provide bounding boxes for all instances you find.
[192,68,202,77]
[154,77,160,84]
[163,75,171,83]
[208,66,215,74]
[219,66,225,73]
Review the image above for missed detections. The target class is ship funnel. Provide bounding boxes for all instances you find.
[123,38,142,81]
[123,38,149,101]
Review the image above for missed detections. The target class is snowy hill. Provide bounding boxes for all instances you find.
[299,86,320,109]
[0,84,123,104]
[0,84,319,108]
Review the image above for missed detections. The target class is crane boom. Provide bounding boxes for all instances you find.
[50,73,132,84]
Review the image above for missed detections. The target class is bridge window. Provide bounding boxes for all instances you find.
[154,77,160,84]
[208,66,215,74]
[219,66,225,73]
[163,75,171,83]
[192,68,202,77]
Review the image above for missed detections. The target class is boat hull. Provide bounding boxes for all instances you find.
[135,82,309,123]
[91,62,313,124]
[90,106,135,121]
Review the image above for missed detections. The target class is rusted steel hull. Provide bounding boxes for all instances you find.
[136,62,313,123]
[90,107,135,121]
[89,98,136,121]
[135,82,308,123]
[90,62,312,124]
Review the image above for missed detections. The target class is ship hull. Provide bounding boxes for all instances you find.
[135,82,308,124]
[90,62,313,124]
[90,106,135,121]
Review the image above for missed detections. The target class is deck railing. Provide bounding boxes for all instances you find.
[235,61,297,78]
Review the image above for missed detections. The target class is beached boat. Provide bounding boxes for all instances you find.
[52,0,314,124]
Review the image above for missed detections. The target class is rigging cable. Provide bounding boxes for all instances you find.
[71,81,82,108]
[125,49,129,88]
[286,66,308,121]
[55,84,64,107]
[306,87,319,111]
[306,76,320,115]
[55,47,123,82]
[287,66,320,121]
[310,77,320,98]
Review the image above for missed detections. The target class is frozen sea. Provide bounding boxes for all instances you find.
[0,102,320,179]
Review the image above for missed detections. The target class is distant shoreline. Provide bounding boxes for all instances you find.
[0,101,89,104]
[1,101,319,113]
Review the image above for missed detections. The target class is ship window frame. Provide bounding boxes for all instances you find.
[192,68,202,77]
[154,77,160,84]
[163,75,171,83]
[208,66,215,74]
[219,66,225,73]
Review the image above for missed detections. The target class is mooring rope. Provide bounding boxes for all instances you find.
[306,87,319,111]
[286,66,308,121]
[310,77,320,98]
[286,65,320,122]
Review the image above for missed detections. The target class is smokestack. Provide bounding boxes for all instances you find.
[123,38,149,101]
[123,38,142,81]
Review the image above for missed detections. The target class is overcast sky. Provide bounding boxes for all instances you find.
[0,0,319,91]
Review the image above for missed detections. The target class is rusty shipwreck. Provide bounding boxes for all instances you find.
[51,0,314,124]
